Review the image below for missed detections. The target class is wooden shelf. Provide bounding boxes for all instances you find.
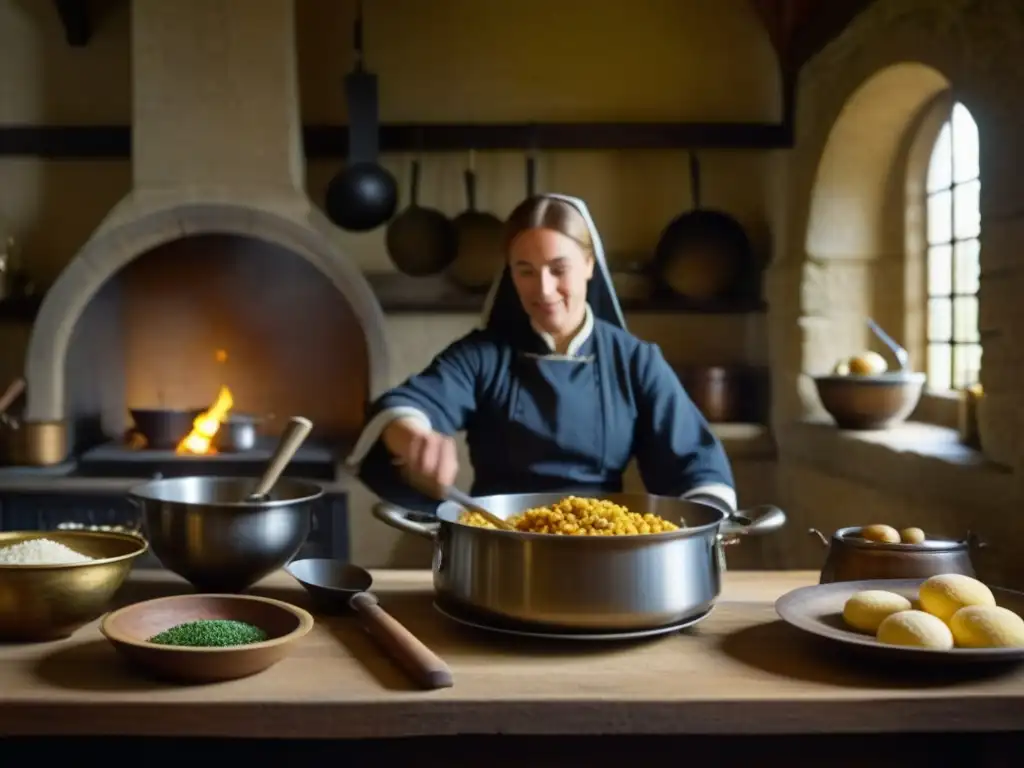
[0,277,765,325]
[0,121,794,159]
[366,272,765,315]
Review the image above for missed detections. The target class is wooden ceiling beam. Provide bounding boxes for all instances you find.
[785,0,879,71]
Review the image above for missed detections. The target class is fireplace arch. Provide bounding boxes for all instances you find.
[24,196,390,435]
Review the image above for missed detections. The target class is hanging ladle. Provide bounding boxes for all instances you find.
[245,416,314,501]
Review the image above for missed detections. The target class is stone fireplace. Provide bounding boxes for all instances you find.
[20,0,389,468]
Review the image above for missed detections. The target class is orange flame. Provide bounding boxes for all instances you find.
[176,349,233,455]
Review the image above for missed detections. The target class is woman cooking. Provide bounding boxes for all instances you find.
[347,194,736,516]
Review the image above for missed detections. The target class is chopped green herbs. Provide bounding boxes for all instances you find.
[148,619,268,647]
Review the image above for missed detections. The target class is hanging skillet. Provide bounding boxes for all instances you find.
[447,150,505,293]
[652,152,754,303]
[325,0,398,232]
[385,152,457,276]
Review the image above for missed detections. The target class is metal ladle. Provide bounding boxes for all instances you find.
[245,416,314,501]
[867,318,910,372]
[286,558,454,690]
[441,485,514,531]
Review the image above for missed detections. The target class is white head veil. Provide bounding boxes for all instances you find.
[478,194,627,337]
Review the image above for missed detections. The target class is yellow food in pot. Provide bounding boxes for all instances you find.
[949,605,1024,649]
[900,527,926,544]
[876,610,954,650]
[460,496,680,536]
[843,590,913,633]
[918,573,996,623]
[859,524,901,544]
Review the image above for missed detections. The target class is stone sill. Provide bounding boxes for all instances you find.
[777,420,1016,513]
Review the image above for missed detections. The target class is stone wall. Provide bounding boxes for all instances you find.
[768,0,1024,587]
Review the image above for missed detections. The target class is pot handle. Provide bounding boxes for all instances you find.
[720,505,786,537]
[372,502,440,541]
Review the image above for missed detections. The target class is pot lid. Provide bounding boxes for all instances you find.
[832,526,970,552]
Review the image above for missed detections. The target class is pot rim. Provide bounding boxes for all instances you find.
[129,475,324,509]
[812,372,926,385]
[434,496,781,543]
[831,525,968,552]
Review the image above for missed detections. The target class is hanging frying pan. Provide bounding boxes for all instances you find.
[447,151,505,293]
[652,152,754,303]
[325,0,398,232]
[385,155,457,276]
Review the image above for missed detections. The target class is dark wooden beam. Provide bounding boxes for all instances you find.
[53,0,93,47]
[787,0,878,70]
[0,120,795,160]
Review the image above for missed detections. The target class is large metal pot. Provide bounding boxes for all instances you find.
[373,492,786,631]
[129,476,323,593]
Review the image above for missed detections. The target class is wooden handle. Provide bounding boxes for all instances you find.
[248,416,314,499]
[0,378,26,416]
[350,592,454,690]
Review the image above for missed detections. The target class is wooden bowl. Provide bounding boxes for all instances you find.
[100,594,314,683]
[812,372,925,430]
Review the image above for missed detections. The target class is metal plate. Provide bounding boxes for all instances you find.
[775,578,1024,664]
[434,600,714,642]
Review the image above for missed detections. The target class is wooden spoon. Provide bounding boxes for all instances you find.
[246,416,314,501]
[0,377,26,417]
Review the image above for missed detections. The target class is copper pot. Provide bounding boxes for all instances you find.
[675,366,741,423]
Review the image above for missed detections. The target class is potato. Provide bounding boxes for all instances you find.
[877,610,954,650]
[859,524,901,544]
[919,574,996,623]
[900,527,926,544]
[843,590,913,633]
[949,605,1024,649]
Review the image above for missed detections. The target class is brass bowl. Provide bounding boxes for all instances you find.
[812,372,925,430]
[0,530,149,642]
[100,593,314,683]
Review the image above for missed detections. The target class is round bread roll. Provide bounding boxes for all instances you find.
[919,574,996,623]
[876,610,954,650]
[949,605,1024,649]
[843,590,913,633]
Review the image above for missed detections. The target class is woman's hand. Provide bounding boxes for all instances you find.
[382,418,459,499]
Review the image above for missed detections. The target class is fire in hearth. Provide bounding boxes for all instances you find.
[176,349,235,455]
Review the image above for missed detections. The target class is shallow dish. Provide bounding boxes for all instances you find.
[100,593,314,683]
[776,578,1024,664]
[0,530,149,642]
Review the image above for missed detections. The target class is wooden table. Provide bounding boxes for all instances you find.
[1,569,1022,764]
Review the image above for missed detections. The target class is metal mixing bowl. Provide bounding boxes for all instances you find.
[0,530,149,642]
[129,476,323,594]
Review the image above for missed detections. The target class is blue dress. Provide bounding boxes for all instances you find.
[352,311,735,515]
[349,194,736,515]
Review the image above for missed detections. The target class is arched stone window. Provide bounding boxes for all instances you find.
[923,102,981,391]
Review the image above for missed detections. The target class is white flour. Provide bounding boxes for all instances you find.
[0,538,96,565]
